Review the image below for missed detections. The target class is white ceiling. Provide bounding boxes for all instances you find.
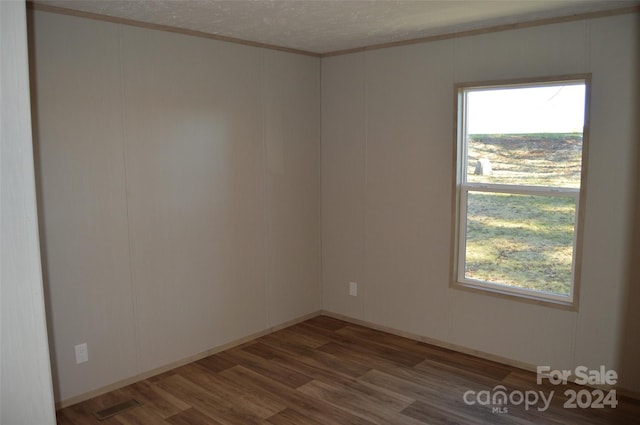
[36,0,639,54]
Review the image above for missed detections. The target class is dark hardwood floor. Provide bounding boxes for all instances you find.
[57,315,640,424]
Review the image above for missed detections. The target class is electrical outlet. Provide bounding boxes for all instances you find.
[75,343,88,364]
[349,281,358,297]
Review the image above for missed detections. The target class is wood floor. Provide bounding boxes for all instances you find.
[57,315,640,424]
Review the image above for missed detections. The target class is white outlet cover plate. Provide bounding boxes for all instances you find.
[75,343,88,364]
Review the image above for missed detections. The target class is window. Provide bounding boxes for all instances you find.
[452,76,590,307]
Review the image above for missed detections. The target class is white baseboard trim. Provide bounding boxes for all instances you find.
[320,310,537,371]
[55,310,322,409]
[57,309,640,408]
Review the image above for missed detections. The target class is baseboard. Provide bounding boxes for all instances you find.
[321,310,640,401]
[55,310,322,410]
[57,309,640,408]
[320,310,537,372]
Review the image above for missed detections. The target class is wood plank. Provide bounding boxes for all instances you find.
[269,326,334,349]
[154,373,271,425]
[220,365,373,425]
[400,400,486,425]
[195,353,237,373]
[118,380,190,419]
[57,405,121,425]
[216,346,314,389]
[297,379,423,425]
[113,404,172,425]
[254,338,372,379]
[242,341,372,391]
[413,357,509,388]
[304,315,349,331]
[266,407,330,425]
[166,408,226,425]
[337,325,511,380]
[176,363,286,418]
[402,398,530,425]
[301,323,427,367]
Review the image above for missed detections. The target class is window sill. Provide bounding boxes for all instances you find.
[450,280,578,311]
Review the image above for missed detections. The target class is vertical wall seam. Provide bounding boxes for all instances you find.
[318,57,324,311]
[448,37,457,342]
[361,51,368,320]
[117,24,141,374]
[260,49,271,328]
[585,20,592,72]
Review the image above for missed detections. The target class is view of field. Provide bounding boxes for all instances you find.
[464,133,583,296]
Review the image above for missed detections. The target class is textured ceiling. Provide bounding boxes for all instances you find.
[35,0,639,54]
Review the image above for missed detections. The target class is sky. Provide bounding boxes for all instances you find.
[466,83,586,134]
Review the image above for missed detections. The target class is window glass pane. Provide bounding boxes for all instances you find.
[464,191,576,296]
[465,85,584,188]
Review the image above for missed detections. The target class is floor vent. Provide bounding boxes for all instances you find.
[94,399,141,421]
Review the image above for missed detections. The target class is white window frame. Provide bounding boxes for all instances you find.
[451,75,590,309]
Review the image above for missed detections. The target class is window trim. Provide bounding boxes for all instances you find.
[450,74,591,310]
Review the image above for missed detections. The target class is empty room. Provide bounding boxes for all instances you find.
[2,0,640,423]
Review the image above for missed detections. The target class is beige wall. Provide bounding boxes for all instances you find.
[30,10,320,402]
[1,1,56,423]
[322,14,640,392]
